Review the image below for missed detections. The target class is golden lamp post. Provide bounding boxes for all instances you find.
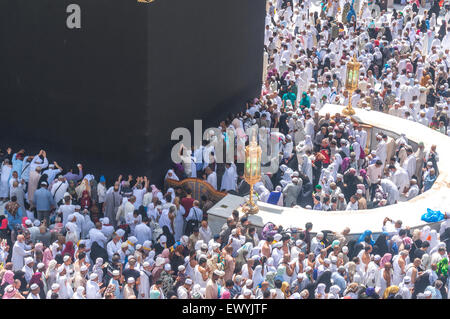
[342,55,361,116]
[242,134,262,215]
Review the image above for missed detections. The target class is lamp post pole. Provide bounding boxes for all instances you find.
[342,55,361,116]
[242,134,262,215]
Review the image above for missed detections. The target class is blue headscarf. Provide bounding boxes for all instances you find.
[99,176,106,183]
[347,0,356,23]
[358,230,375,246]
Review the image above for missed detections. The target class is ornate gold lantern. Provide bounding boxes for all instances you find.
[242,134,262,214]
[342,55,361,116]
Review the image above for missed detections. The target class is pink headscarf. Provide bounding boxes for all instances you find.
[43,248,53,269]
[160,248,170,264]
[221,290,231,299]
[34,243,44,252]
[21,217,29,228]
[2,285,17,299]
[1,270,14,286]
[151,185,159,197]
[0,219,8,230]
[380,253,392,269]
[402,237,413,246]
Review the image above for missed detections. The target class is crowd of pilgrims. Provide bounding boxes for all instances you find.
[0,0,448,301]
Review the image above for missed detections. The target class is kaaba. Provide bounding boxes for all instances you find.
[0,0,265,183]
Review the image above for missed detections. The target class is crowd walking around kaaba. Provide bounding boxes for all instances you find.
[0,0,449,299]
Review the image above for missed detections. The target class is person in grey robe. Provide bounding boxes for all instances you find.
[282,177,302,207]
[10,180,26,211]
[103,183,122,228]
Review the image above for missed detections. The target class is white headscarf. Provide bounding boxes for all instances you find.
[72,286,86,299]
[328,285,341,299]
[164,169,179,181]
[315,283,327,299]
[252,265,264,288]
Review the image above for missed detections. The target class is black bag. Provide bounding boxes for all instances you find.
[185,207,201,236]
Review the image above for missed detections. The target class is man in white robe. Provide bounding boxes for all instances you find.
[220,163,237,192]
[375,135,387,166]
[205,167,217,190]
[405,179,420,200]
[134,218,152,245]
[402,148,417,179]
[380,178,400,205]
[11,235,32,271]
[51,176,69,205]
[139,262,152,299]
[388,165,410,194]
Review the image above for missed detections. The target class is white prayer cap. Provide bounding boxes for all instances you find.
[80,265,88,272]
[342,246,349,253]
[292,177,299,184]
[155,257,165,267]
[128,236,137,244]
[296,239,303,246]
[246,279,253,287]
[89,273,98,280]
[212,243,220,250]
[235,275,243,282]
[338,266,346,272]
[424,290,432,297]
[251,255,260,261]
[63,255,70,262]
[74,205,81,210]
[305,266,312,272]
[374,255,381,261]
[231,229,237,235]
[159,235,167,243]
[143,240,152,249]
[164,264,171,271]
[185,278,193,285]
[101,217,109,224]
[336,173,343,179]
[427,161,433,166]
[178,265,186,272]
[121,242,128,249]
[324,258,331,264]
[274,234,282,241]
[404,276,411,283]
[127,277,135,284]
[213,269,225,277]
[24,257,34,265]
[25,219,33,226]
[243,289,252,296]
[330,256,337,263]
[116,229,125,237]
[34,220,41,227]
[37,263,45,270]
[356,189,363,195]
[338,193,345,198]
[30,283,39,290]
[136,244,142,250]
[51,283,60,290]
[112,270,120,276]
[63,192,71,198]
[201,243,208,250]
[40,181,47,186]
